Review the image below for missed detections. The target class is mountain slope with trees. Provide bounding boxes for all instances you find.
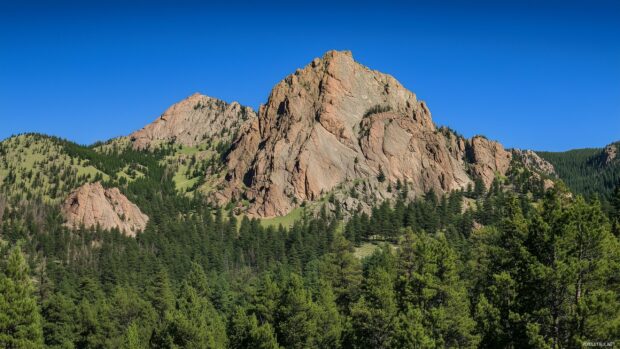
[537,142,620,199]
[1,163,618,347]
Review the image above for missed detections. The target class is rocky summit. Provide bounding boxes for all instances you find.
[129,93,256,150]
[61,182,149,237]
[218,50,517,217]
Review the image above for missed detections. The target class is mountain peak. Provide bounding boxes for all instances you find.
[129,93,255,150]
[218,50,500,217]
[320,49,354,61]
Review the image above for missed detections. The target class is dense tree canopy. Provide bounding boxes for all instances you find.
[0,139,618,348]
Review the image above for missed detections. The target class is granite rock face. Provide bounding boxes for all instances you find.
[62,182,149,237]
[220,51,510,217]
[129,93,255,150]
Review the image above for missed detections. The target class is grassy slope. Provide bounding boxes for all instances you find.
[0,134,110,202]
[0,134,151,203]
[161,145,213,194]
[259,207,304,228]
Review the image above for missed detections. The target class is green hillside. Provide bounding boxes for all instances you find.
[537,142,620,199]
[0,133,155,202]
[0,134,109,202]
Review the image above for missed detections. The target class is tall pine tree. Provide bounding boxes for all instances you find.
[0,247,44,348]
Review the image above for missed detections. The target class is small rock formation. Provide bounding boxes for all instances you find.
[219,50,511,217]
[467,136,513,188]
[603,143,618,165]
[513,149,556,176]
[62,182,149,237]
[129,93,256,150]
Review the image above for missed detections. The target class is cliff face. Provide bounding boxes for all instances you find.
[129,93,256,150]
[220,51,511,217]
[62,182,149,237]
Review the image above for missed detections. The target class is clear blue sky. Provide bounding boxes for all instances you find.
[1,0,618,151]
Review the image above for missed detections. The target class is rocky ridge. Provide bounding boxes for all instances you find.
[129,93,256,150]
[513,149,556,176]
[62,182,149,237]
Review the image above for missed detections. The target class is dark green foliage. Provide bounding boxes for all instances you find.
[345,189,466,244]
[473,177,486,199]
[0,246,44,348]
[229,308,280,349]
[363,104,392,118]
[42,293,76,348]
[538,143,620,199]
[350,265,398,348]
[395,232,479,348]
[377,167,386,182]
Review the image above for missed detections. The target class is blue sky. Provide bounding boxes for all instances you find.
[1,0,618,151]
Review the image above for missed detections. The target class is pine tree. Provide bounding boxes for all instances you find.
[611,185,620,236]
[350,267,397,349]
[275,274,319,349]
[315,234,362,310]
[612,185,620,218]
[75,298,109,348]
[42,293,77,348]
[396,231,479,348]
[0,247,44,348]
[313,282,343,348]
[558,196,618,346]
[185,262,210,298]
[252,274,281,326]
[377,167,386,183]
[230,307,281,349]
[154,281,228,348]
[107,287,156,348]
[146,267,175,320]
[122,322,142,349]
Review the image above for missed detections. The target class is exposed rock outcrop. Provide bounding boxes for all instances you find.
[513,149,556,176]
[603,143,618,165]
[467,136,512,188]
[62,182,149,237]
[129,93,256,150]
[219,50,510,217]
